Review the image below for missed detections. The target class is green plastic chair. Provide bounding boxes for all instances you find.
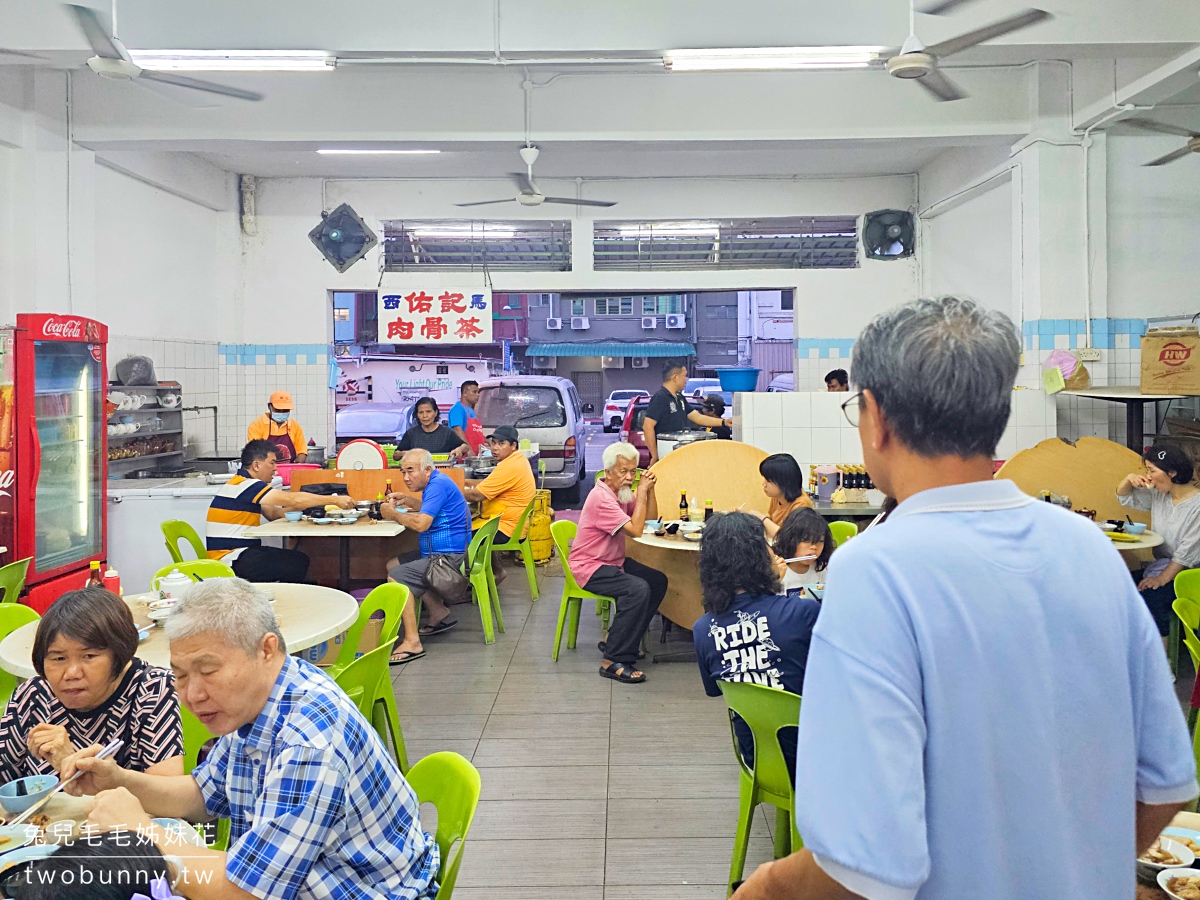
[180,706,230,850]
[827,520,858,548]
[150,559,236,587]
[0,558,31,604]
[333,639,409,773]
[549,520,617,661]
[0,605,38,709]
[717,680,803,893]
[407,751,482,900]
[1174,572,1200,732]
[488,497,540,601]
[466,516,504,644]
[160,520,206,565]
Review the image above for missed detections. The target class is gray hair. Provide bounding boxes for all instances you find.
[401,448,433,470]
[602,442,639,472]
[165,577,286,656]
[851,296,1019,458]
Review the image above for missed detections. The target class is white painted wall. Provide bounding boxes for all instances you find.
[925,183,1014,317]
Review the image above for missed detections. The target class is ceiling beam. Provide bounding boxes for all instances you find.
[1075,45,1200,129]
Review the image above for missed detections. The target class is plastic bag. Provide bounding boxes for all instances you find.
[114,355,157,386]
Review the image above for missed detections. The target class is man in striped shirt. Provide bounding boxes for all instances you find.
[206,440,355,583]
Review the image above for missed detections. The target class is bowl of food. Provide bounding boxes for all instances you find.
[1159,867,1200,899]
[0,824,42,855]
[147,608,173,628]
[312,518,334,525]
[0,776,58,814]
[1162,828,1200,856]
[1140,837,1195,874]
[678,522,704,535]
[356,500,374,509]
[805,584,826,601]
[284,511,303,523]
[644,520,661,532]
[1126,522,1148,535]
[683,531,703,543]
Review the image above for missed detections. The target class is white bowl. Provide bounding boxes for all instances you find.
[678,522,704,534]
[147,608,172,627]
[1140,837,1195,872]
[1158,867,1200,899]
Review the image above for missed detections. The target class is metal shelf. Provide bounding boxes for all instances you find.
[109,429,183,441]
[108,451,183,465]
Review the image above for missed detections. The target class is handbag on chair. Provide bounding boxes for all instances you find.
[426,554,470,605]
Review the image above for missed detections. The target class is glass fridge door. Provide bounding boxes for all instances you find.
[32,340,103,575]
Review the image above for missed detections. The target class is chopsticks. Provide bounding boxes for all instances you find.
[782,554,819,564]
[8,738,123,826]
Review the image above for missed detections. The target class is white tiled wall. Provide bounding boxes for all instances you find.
[217,363,331,457]
[734,389,1058,469]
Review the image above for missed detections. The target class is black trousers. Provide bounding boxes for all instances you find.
[583,558,668,665]
[1133,568,1176,636]
[232,546,310,583]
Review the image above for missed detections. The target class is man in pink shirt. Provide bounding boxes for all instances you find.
[570,442,665,683]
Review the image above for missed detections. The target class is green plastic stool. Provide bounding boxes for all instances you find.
[334,639,409,773]
[0,605,38,709]
[0,558,31,604]
[150,559,236,588]
[717,680,803,894]
[488,497,540,601]
[548,520,616,661]
[466,516,504,644]
[180,706,230,850]
[827,520,858,548]
[160,520,206,565]
[407,751,482,900]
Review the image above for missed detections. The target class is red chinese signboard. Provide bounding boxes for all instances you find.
[378,288,493,346]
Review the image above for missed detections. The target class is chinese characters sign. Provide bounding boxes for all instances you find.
[378,288,493,346]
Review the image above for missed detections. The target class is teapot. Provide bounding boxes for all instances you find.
[151,569,193,600]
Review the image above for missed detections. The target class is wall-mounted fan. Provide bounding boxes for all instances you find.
[863,210,916,260]
[309,204,378,273]
[455,146,617,208]
[1122,118,1200,167]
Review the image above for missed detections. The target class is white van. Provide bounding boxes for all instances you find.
[475,375,587,500]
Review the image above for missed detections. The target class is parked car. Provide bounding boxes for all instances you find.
[768,372,794,392]
[620,394,704,469]
[683,377,723,400]
[476,375,587,501]
[602,389,649,432]
[334,402,414,450]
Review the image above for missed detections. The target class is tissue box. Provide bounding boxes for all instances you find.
[1141,327,1200,395]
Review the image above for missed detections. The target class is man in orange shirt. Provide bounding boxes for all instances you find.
[247,391,307,462]
[463,425,535,545]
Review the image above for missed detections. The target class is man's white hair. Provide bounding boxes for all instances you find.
[602,442,639,472]
[401,448,434,470]
[165,577,286,656]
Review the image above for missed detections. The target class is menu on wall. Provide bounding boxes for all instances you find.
[377,288,493,346]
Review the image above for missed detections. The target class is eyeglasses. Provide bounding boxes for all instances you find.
[841,391,862,428]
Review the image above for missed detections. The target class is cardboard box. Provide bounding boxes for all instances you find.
[1141,327,1200,395]
[296,616,384,668]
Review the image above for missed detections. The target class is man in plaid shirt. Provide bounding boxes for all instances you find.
[62,579,439,900]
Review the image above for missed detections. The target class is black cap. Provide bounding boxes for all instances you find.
[488,425,520,444]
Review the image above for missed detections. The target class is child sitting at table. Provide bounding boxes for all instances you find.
[772,507,833,596]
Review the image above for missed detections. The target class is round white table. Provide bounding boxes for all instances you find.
[1110,530,1164,553]
[0,583,359,680]
[633,531,702,552]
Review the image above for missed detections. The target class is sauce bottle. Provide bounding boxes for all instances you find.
[704,500,714,522]
[679,489,688,521]
[87,560,104,587]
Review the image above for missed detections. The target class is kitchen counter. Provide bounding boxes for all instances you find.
[108,476,220,494]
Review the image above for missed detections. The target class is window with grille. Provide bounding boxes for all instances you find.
[641,295,684,315]
[382,220,571,271]
[595,297,634,316]
[705,304,738,319]
[593,218,859,270]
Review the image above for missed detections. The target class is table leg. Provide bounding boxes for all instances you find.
[1127,401,1145,453]
[339,538,351,592]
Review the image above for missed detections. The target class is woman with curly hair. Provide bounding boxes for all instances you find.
[691,512,820,774]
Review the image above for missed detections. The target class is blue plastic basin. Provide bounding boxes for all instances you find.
[715,367,761,392]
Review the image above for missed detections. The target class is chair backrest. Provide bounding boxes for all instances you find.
[507,497,537,543]
[549,520,581,591]
[160,520,206,564]
[180,705,215,772]
[717,680,801,801]
[151,560,236,586]
[0,558,31,604]
[1174,570,1200,673]
[466,516,501,574]
[407,751,482,900]
[0,605,39,707]
[331,584,410,672]
[333,639,398,719]
[827,521,858,548]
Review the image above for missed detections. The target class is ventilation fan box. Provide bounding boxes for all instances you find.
[571,316,590,330]
[602,356,625,369]
[862,210,915,261]
[641,317,657,330]
[545,318,563,331]
[665,314,687,330]
[631,356,650,369]
[530,355,557,369]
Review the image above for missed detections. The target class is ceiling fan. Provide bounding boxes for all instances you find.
[1121,118,1200,166]
[874,2,1052,101]
[65,3,261,103]
[454,146,617,208]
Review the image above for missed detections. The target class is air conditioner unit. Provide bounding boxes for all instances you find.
[631,356,650,369]
[545,318,563,331]
[571,316,590,330]
[640,317,657,330]
[602,356,625,369]
[665,314,687,329]
[530,355,557,368]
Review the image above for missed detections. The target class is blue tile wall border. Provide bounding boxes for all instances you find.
[218,343,330,366]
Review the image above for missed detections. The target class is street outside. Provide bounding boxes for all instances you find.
[554,422,618,510]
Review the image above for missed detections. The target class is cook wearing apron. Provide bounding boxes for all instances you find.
[247,390,307,462]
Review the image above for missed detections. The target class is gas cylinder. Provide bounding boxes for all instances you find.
[529,489,554,564]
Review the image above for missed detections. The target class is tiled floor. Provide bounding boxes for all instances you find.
[390,559,778,899]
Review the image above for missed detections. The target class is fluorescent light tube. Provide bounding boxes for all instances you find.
[664,46,885,71]
[130,50,334,71]
[317,149,441,155]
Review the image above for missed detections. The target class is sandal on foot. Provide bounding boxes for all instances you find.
[389,650,426,666]
[597,641,646,660]
[418,619,458,637]
[600,661,646,684]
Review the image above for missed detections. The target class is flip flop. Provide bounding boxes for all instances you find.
[389,650,426,666]
[599,661,646,684]
[418,619,458,637]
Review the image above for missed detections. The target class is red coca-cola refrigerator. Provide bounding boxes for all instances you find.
[0,314,108,612]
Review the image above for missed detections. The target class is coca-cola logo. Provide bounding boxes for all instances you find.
[41,318,84,339]
[1160,341,1193,367]
[0,469,13,499]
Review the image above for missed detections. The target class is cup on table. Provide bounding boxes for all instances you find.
[285,511,303,522]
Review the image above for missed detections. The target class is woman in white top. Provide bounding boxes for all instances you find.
[772,507,834,596]
[1117,442,1200,635]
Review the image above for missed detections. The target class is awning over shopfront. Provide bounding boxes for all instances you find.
[525,342,695,357]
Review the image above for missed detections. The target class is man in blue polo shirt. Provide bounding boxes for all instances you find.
[734,297,1197,900]
[383,448,471,664]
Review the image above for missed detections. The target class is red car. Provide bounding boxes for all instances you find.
[619,395,704,468]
